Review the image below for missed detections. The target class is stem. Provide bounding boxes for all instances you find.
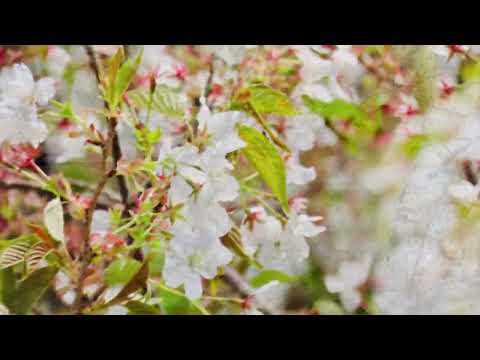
[222,266,276,315]
[84,45,130,212]
[74,46,132,314]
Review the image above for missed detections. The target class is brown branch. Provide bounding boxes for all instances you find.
[222,266,276,315]
[0,180,114,211]
[83,45,131,212]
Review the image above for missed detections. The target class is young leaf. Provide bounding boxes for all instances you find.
[25,242,54,276]
[44,198,65,244]
[0,268,16,307]
[128,85,185,119]
[238,125,289,213]
[126,300,161,315]
[248,82,297,116]
[302,95,374,131]
[156,285,208,315]
[104,258,142,286]
[6,267,58,315]
[111,48,144,109]
[109,262,149,305]
[251,269,297,289]
[0,241,31,269]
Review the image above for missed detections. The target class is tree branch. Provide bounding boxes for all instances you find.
[222,266,276,315]
[83,45,131,212]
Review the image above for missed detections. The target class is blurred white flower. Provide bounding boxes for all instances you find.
[325,256,372,312]
[449,180,480,203]
[0,63,55,146]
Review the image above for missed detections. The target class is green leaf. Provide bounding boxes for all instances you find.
[104,47,143,110]
[0,241,31,269]
[128,85,185,119]
[460,58,480,84]
[251,269,297,288]
[248,82,297,116]
[147,240,165,277]
[112,48,143,109]
[104,258,142,286]
[126,300,161,315]
[5,267,58,314]
[302,95,374,132]
[238,125,289,213]
[156,285,208,315]
[400,134,447,160]
[314,299,344,315]
[43,198,65,244]
[0,268,16,307]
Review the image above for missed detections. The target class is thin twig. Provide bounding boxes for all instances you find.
[0,180,114,210]
[222,266,276,315]
[83,45,131,212]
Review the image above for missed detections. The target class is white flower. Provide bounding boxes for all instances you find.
[325,256,372,312]
[243,281,281,315]
[0,102,48,147]
[241,209,282,257]
[204,45,252,66]
[0,63,55,106]
[0,63,55,146]
[284,114,317,152]
[286,153,316,186]
[46,46,71,78]
[45,133,86,164]
[163,221,233,300]
[294,46,333,84]
[181,196,232,238]
[157,140,205,182]
[169,175,193,206]
[373,241,449,314]
[449,180,480,203]
[196,148,241,203]
[331,47,363,87]
[246,211,325,274]
[197,100,246,156]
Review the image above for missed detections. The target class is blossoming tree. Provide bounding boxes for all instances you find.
[0,45,477,315]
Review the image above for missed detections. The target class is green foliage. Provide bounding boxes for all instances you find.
[251,269,297,288]
[1,267,58,314]
[238,125,289,213]
[155,284,208,315]
[302,95,375,132]
[43,198,65,244]
[460,58,480,84]
[0,268,15,306]
[128,85,185,119]
[400,134,433,159]
[0,240,31,270]
[106,262,150,307]
[133,125,162,155]
[105,48,144,111]
[126,300,161,315]
[247,82,298,116]
[41,100,81,125]
[59,160,103,184]
[314,299,345,315]
[147,239,165,277]
[104,258,142,286]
